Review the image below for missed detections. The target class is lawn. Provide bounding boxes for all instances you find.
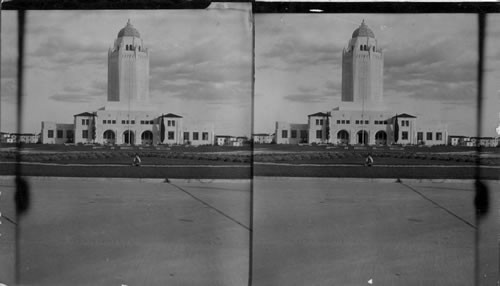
[0,144,497,179]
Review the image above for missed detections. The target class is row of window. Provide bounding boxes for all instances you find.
[81,119,90,125]
[400,132,443,141]
[419,132,443,141]
[335,120,389,125]
[400,120,411,127]
[315,119,325,126]
[360,45,375,52]
[166,120,176,127]
[180,132,210,141]
[47,130,74,139]
[281,130,308,139]
[124,44,141,51]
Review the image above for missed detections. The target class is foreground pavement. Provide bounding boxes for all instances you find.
[0,177,250,286]
[253,177,499,286]
[1,177,497,286]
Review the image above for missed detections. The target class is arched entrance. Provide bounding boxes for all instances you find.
[103,130,116,145]
[357,130,369,145]
[123,130,135,145]
[141,130,153,145]
[375,131,387,145]
[337,130,349,145]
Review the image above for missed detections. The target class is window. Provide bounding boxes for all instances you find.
[66,130,73,139]
[122,120,125,124]
[300,130,307,139]
[57,130,63,138]
[82,130,88,139]
[81,119,85,125]
[346,120,350,124]
[316,119,319,125]
[193,132,199,140]
[426,132,433,141]
[184,132,189,141]
[436,132,443,141]
[112,120,116,124]
[291,130,297,138]
[383,121,388,124]
[168,131,174,140]
[131,120,135,124]
[282,130,288,138]
[103,120,106,124]
[337,120,340,124]
[365,120,369,124]
[341,120,345,124]
[48,130,54,138]
[150,120,154,124]
[167,120,171,126]
[360,45,362,50]
[172,120,175,126]
[402,131,408,140]
[202,132,209,140]
[316,130,322,139]
[417,132,423,141]
[355,120,359,124]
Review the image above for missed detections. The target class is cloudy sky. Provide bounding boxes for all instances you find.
[1,4,252,136]
[255,14,500,137]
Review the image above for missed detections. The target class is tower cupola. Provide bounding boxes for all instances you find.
[351,20,375,38]
[117,19,141,38]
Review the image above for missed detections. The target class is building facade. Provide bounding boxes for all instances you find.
[275,21,448,146]
[41,20,214,146]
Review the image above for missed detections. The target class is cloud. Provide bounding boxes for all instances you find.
[259,36,341,69]
[152,79,251,106]
[0,79,17,103]
[28,35,106,70]
[49,80,106,103]
[1,57,17,80]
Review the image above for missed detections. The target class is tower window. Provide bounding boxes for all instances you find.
[360,45,362,51]
[373,46,375,51]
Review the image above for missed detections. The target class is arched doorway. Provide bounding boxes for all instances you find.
[123,130,135,145]
[103,130,116,145]
[337,130,349,145]
[357,130,369,145]
[141,130,153,145]
[375,131,387,145]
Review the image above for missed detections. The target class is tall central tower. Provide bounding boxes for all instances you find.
[341,20,384,110]
[107,20,150,107]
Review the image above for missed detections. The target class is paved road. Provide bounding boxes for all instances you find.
[253,178,499,286]
[0,177,250,286]
[1,177,498,286]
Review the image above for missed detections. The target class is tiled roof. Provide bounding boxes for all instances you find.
[74,112,95,117]
[395,113,416,118]
[308,112,330,117]
[162,113,183,118]
[352,20,375,38]
[118,19,140,38]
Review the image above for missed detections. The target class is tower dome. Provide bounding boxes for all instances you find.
[117,19,140,38]
[352,20,375,38]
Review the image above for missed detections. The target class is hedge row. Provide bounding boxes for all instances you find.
[0,150,497,165]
